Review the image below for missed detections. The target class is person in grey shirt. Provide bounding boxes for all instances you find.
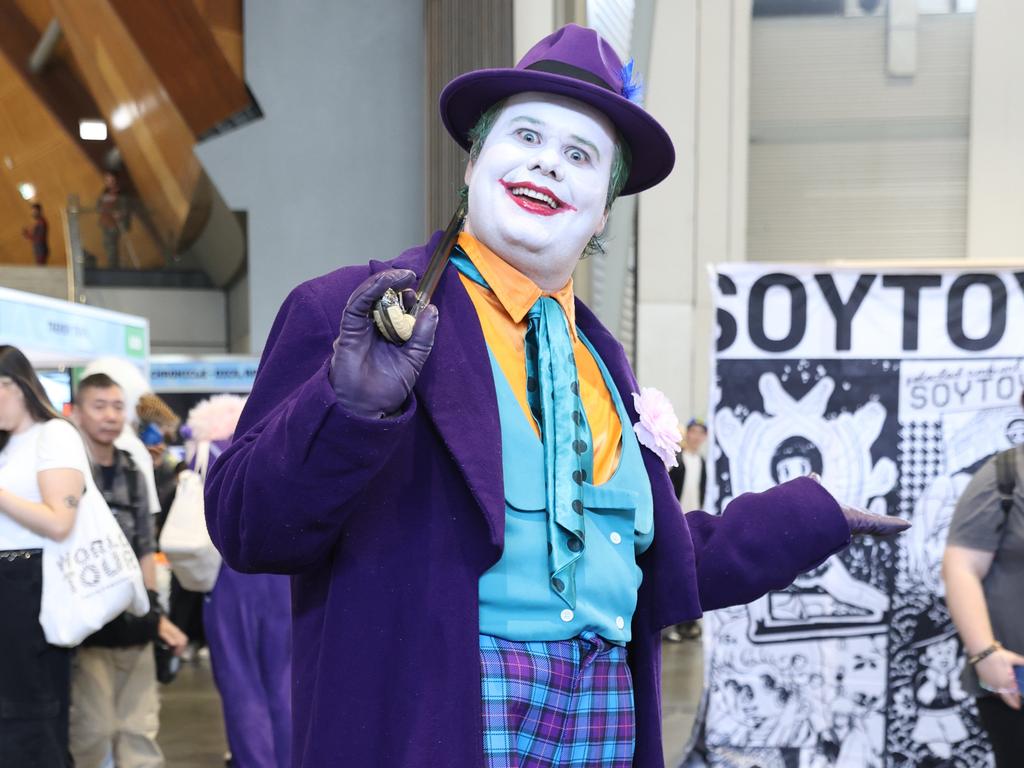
[944,395,1024,768]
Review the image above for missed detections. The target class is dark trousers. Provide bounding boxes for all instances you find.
[976,695,1024,768]
[0,549,72,767]
[170,574,206,648]
[102,227,120,269]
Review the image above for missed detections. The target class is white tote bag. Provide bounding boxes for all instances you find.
[39,475,150,647]
[159,441,222,592]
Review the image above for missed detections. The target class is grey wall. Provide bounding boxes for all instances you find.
[227,272,250,353]
[0,266,67,299]
[86,287,228,354]
[197,0,426,352]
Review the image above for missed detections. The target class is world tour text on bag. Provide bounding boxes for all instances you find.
[56,533,140,594]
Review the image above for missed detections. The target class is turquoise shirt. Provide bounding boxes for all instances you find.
[478,335,654,645]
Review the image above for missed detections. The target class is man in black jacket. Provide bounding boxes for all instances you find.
[69,373,187,768]
[670,418,708,510]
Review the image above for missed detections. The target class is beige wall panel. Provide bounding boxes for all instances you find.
[747,14,971,263]
[966,3,1024,262]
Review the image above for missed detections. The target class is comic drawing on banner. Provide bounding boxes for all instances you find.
[887,359,1024,768]
[691,266,1024,768]
[704,358,898,768]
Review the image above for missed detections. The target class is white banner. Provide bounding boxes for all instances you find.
[697,264,1023,768]
[149,356,260,393]
[716,267,1024,360]
[0,286,148,368]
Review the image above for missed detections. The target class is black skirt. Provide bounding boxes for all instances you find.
[0,548,72,767]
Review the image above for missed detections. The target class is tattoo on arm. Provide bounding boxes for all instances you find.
[63,495,80,510]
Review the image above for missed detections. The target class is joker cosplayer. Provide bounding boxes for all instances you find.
[206,25,906,768]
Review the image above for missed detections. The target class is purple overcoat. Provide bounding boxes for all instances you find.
[205,233,851,768]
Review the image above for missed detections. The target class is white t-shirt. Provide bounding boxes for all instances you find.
[680,449,703,512]
[0,419,91,550]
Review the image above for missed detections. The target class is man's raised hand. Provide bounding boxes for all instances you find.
[329,269,438,418]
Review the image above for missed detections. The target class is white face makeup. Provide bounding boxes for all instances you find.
[463,92,616,291]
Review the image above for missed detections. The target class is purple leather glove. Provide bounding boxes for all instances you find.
[807,472,910,536]
[329,269,438,418]
[841,504,911,537]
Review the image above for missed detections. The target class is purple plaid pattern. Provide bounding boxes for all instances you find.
[480,632,635,767]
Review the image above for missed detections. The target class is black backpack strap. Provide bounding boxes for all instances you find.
[996,447,1018,517]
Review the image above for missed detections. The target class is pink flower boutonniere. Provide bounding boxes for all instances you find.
[631,387,681,469]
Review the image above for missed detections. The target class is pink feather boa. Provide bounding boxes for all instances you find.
[186,394,247,443]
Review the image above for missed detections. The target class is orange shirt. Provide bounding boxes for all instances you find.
[456,233,622,484]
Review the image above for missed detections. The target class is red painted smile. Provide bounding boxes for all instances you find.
[500,180,576,217]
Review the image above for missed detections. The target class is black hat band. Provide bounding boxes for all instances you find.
[523,60,616,93]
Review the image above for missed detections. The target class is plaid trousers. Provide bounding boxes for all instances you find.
[479,631,635,768]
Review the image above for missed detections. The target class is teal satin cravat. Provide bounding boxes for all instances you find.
[451,248,594,609]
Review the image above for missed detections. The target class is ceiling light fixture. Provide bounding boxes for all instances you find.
[79,119,108,141]
[110,105,133,131]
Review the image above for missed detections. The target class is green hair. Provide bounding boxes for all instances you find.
[464,99,632,257]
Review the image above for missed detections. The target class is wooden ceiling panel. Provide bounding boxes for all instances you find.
[4,94,58,157]
[13,0,54,34]
[13,0,92,87]
[2,0,246,270]
[191,0,242,29]
[207,28,243,79]
[51,0,204,249]
[0,1,115,172]
[192,0,244,78]
[0,50,105,267]
[108,0,250,138]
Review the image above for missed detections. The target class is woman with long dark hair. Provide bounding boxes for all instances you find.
[0,345,90,766]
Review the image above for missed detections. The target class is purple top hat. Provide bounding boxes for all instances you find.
[440,24,675,196]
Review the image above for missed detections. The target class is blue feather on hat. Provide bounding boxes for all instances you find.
[620,58,644,105]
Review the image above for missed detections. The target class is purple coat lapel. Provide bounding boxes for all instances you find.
[573,299,679,519]
[574,299,702,630]
[378,242,693,608]
[382,246,506,552]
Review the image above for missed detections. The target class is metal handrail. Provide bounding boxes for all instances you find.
[65,193,177,275]
[62,194,85,303]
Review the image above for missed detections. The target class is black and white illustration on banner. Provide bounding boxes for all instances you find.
[886,360,1024,768]
[691,266,1024,768]
[715,361,899,644]
[703,358,898,767]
